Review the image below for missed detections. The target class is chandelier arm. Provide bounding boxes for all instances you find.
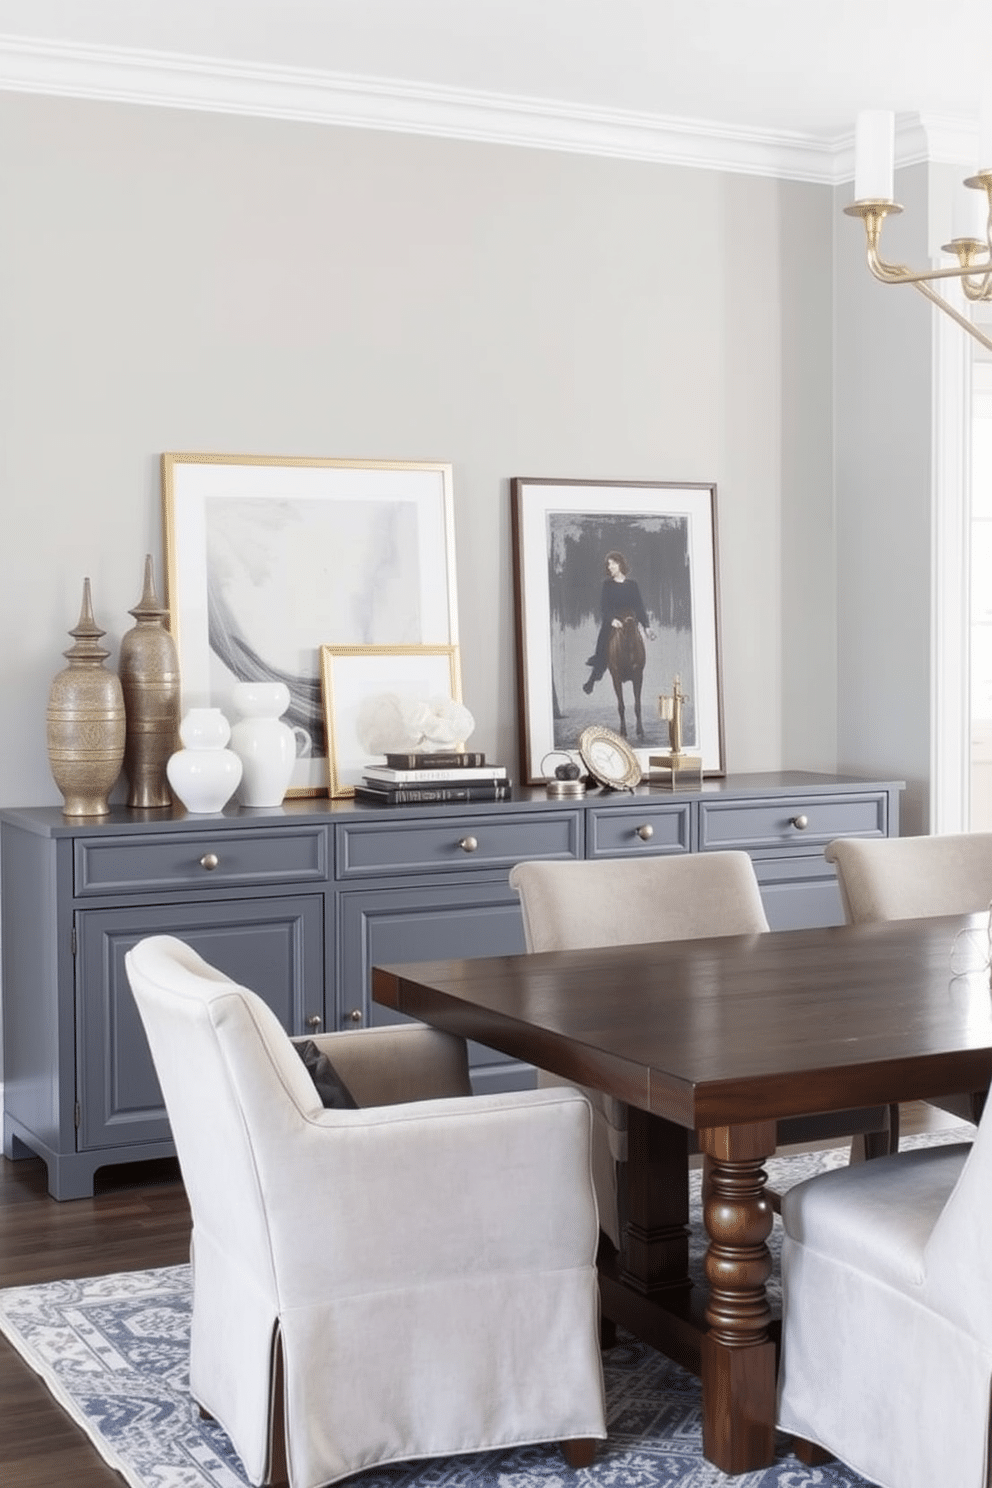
[852,202,992,293]
[910,279,992,355]
[960,268,992,303]
[866,243,992,290]
[845,125,992,341]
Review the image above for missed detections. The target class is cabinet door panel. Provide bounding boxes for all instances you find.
[339,882,528,1076]
[75,896,324,1150]
[759,879,844,930]
[753,855,844,930]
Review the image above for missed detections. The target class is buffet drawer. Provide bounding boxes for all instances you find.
[699,792,889,853]
[336,810,582,880]
[585,801,692,858]
[74,828,328,896]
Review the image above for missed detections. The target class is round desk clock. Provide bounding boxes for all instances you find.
[577,725,642,791]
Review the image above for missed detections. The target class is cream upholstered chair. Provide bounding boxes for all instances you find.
[125,935,606,1488]
[777,1117,986,1487]
[507,853,895,1248]
[825,831,992,925]
[826,832,992,1125]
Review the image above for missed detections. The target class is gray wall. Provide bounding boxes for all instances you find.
[779,178,837,769]
[0,89,838,810]
[833,163,935,833]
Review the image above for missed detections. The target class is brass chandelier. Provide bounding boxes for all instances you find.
[845,110,992,353]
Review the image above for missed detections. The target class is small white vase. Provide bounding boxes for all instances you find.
[166,708,242,813]
[229,682,297,808]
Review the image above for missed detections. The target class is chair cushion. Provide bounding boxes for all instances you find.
[294,1039,358,1109]
[781,1142,971,1290]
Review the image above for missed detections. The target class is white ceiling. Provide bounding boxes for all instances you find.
[0,1,989,179]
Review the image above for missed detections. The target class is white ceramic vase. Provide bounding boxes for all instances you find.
[229,682,297,807]
[166,708,242,813]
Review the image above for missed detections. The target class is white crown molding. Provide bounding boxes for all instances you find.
[0,34,840,182]
[0,37,977,184]
[898,113,978,169]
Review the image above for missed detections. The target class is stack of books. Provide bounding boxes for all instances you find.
[354,751,511,805]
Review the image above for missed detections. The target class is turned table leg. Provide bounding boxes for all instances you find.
[698,1121,778,1475]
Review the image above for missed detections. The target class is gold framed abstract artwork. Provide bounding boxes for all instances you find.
[162,453,458,796]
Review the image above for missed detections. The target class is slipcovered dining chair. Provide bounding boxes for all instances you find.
[777,1113,986,1488]
[507,853,895,1249]
[125,935,606,1488]
[826,832,992,1125]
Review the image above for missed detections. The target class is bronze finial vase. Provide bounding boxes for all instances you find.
[46,578,127,816]
[118,554,181,808]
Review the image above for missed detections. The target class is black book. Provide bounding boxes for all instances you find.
[383,750,487,769]
[354,780,511,806]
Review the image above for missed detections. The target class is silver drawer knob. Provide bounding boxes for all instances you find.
[199,853,219,870]
[347,1009,363,1025]
[636,824,654,841]
[791,815,809,831]
[458,836,479,853]
[306,1014,323,1031]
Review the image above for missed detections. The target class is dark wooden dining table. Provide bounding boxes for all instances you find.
[373,912,992,1475]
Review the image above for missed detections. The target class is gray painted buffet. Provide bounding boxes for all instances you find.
[1,771,902,1198]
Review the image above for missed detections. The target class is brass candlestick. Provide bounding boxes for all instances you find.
[651,675,702,789]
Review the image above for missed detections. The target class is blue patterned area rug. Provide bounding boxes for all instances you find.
[0,1131,970,1488]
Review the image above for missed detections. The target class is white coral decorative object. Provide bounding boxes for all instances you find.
[356,693,475,755]
[419,697,475,747]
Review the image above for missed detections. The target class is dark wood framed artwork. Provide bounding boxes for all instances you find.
[511,477,725,783]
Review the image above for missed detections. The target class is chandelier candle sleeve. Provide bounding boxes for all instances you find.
[981,97,992,175]
[854,110,895,202]
[953,182,987,243]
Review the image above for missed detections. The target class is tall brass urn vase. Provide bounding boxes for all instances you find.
[118,554,181,808]
[46,578,126,816]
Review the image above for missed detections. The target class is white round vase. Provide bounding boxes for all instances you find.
[229,682,297,808]
[166,708,242,813]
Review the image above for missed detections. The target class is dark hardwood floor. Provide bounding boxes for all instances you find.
[0,1102,962,1486]
[0,1151,191,1487]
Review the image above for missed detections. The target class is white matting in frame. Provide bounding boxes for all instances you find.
[162,454,458,797]
[320,645,462,797]
[511,478,724,783]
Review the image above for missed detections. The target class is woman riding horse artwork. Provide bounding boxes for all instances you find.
[512,478,723,783]
[581,551,656,739]
[542,504,699,758]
